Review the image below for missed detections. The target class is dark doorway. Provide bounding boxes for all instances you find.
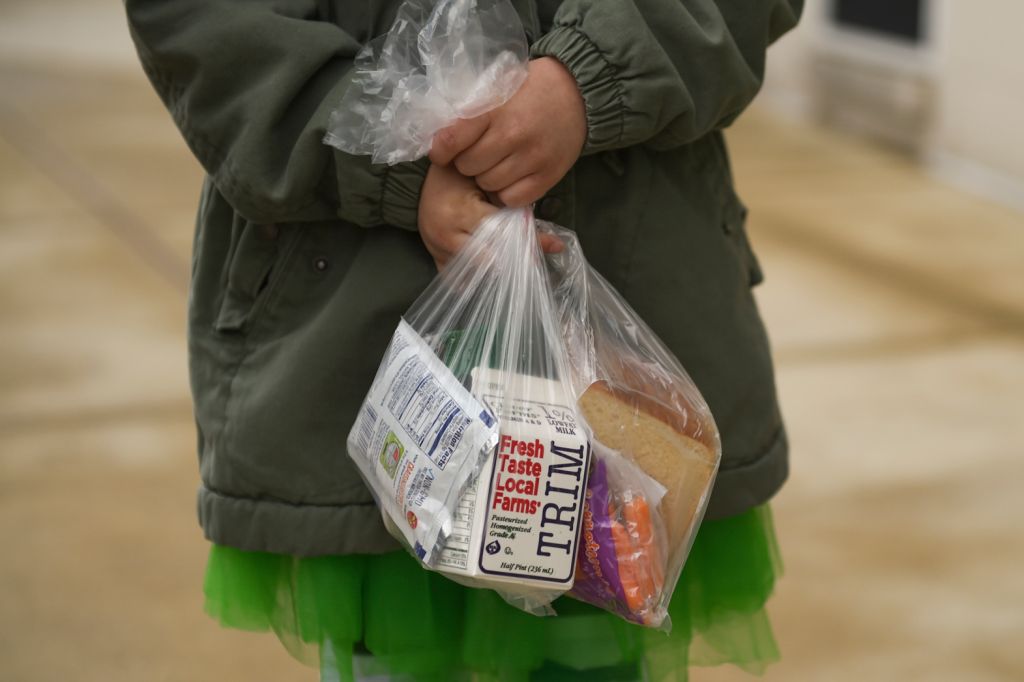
[831,0,925,43]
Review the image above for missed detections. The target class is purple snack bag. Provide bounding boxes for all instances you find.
[570,458,638,623]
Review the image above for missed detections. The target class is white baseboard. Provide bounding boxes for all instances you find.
[927,150,1024,214]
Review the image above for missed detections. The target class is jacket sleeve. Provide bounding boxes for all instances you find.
[125,0,426,229]
[529,0,803,154]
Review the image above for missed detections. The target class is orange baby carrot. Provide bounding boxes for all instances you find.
[610,509,644,616]
[623,496,658,618]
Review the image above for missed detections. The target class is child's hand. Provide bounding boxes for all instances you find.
[418,163,498,270]
[418,164,566,271]
[428,57,587,208]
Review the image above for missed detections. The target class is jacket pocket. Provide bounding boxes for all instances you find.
[214,221,302,334]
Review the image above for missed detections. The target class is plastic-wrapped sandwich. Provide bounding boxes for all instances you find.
[573,379,718,626]
[580,379,717,558]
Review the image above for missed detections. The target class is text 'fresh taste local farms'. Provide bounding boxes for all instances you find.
[491,433,589,561]
[492,435,544,514]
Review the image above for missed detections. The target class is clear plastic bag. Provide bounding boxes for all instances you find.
[324,0,528,164]
[331,0,721,628]
[348,208,590,616]
[349,215,721,627]
[542,222,722,630]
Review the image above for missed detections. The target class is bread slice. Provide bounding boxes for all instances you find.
[578,382,717,551]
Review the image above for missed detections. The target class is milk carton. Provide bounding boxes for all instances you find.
[436,368,591,592]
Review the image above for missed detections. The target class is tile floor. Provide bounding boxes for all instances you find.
[1,2,1022,680]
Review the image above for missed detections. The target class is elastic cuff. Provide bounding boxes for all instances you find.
[530,25,626,154]
[381,157,429,230]
[334,154,428,231]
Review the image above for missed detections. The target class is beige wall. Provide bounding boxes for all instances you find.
[759,0,1024,209]
[756,0,823,120]
[930,1,1024,204]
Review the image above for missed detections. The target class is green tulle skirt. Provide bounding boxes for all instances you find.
[204,505,781,682]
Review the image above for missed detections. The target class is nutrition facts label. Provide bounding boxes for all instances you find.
[347,320,497,564]
[386,352,472,470]
[437,480,478,570]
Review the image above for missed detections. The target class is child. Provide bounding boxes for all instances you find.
[126,0,801,679]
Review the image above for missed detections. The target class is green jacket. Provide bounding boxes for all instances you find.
[127,0,802,556]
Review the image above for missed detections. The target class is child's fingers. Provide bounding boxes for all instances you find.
[475,153,526,193]
[496,174,545,208]
[538,233,564,254]
[453,129,515,178]
[483,190,504,207]
[430,115,490,166]
[428,230,468,271]
[465,200,499,234]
